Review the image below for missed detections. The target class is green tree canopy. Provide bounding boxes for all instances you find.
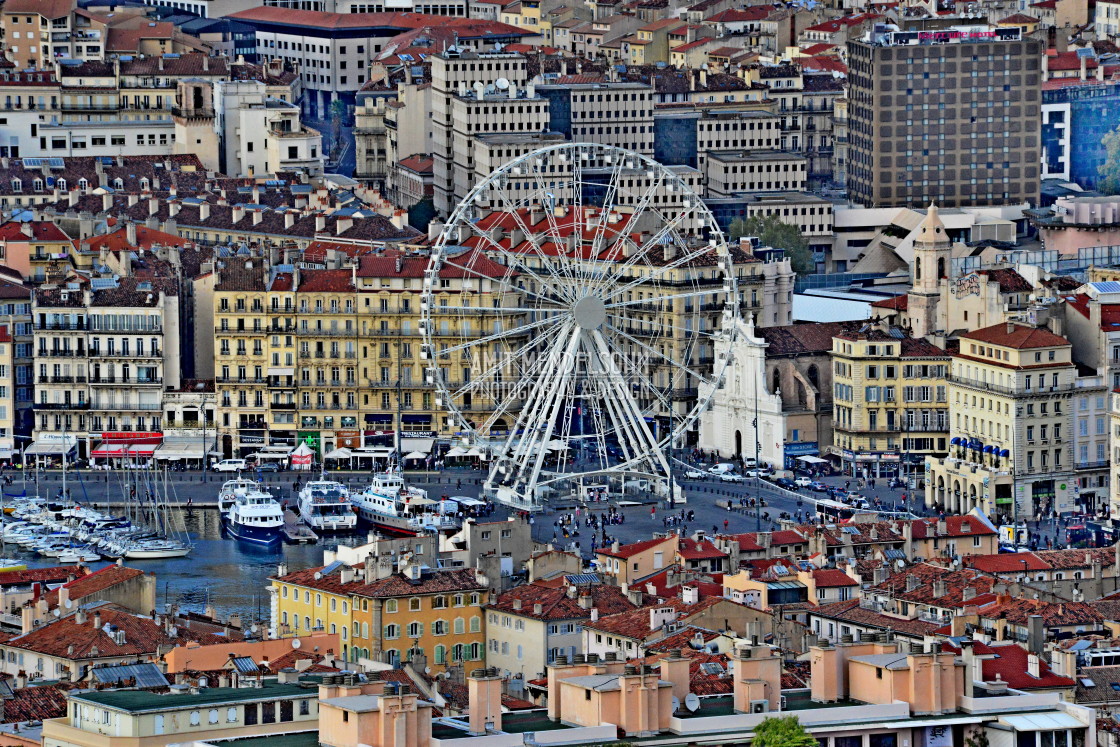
[1099,123,1120,194]
[728,215,815,275]
[751,715,818,747]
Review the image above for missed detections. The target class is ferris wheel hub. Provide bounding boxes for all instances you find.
[572,295,607,331]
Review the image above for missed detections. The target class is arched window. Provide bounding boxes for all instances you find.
[56,178,66,191]
[385,599,398,613]
[937,257,946,279]
[771,369,780,394]
[807,365,819,389]
[915,258,922,281]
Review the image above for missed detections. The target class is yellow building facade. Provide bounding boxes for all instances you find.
[926,322,1077,519]
[272,561,487,671]
[829,328,950,480]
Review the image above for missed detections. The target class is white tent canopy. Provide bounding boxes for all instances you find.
[445,447,467,457]
[400,437,434,455]
[797,455,828,464]
[404,451,428,460]
[324,447,352,460]
[155,437,211,461]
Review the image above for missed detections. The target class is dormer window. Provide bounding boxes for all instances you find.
[56,178,66,192]
[10,179,20,193]
[113,178,124,190]
[78,178,88,193]
[33,179,43,192]
[140,177,149,190]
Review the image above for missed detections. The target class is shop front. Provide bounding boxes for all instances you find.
[90,432,163,469]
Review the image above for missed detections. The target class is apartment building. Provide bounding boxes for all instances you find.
[705,150,808,196]
[537,81,655,155]
[0,325,14,458]
[830,326,950,479]
[847,25,1042,207]
[29,276,181,461]
[213,249,514,457]
[429,50,542,215]
[0,0,104,70]
[0,279,33,448]
[212,78,324,177]
[272,557,487,670]
[927,322,1077,520]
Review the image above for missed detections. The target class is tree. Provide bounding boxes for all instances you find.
[328,99,348,160]
[1099,123,1120,194]
[751,715,818,747]
[728,214,815,275]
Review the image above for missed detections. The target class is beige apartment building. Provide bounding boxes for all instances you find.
[29,277,181,462]
[705,150,808,196]
[829,326,949,480]
[429,50,545,215]
[927,322,1077,521]
[213,253,519,458]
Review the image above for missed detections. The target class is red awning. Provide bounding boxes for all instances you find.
[91,444,127,458]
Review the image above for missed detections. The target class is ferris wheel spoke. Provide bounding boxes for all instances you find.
[603,288,721,310]
[587,169,669,297]
[457,216,572,302]
[583,153,631,285]
[509,329,581,487]
[605,241,718,303]
[490,180,578,297]
[431,252,563,310]
[602,320,716,390]
[450,322,566,400]
[604,311,714,347]
[525,162,585,286]
[434,314,562,357]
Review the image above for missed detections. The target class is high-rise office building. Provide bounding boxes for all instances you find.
[847,25,1042,208]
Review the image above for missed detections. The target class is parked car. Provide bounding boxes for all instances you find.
[744,457,758,468]
[708,463,736,475]
[720,472,748,483]
[809,481,828,492]
[214,459,248,473]
[774,478,799,491]
[684,469,705,479]
[256,462,281,473]
[794,476,812,488]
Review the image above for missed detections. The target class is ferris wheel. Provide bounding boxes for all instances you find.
[420,143,740,509]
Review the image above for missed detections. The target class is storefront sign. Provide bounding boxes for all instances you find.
[335,430,361,448]
[923,726,952,747]
[240,435,265,445]
[102,431,162,443]
[402,430,437,438]
[783,441,819,456]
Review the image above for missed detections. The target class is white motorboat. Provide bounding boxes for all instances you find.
[224,488,285,546]
[297,481,357,531]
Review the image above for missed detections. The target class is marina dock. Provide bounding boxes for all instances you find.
[281,509,319,544]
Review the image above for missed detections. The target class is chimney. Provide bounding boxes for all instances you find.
[126,221,138,247]
[101,192,113,212]
[1027,614,1045,656]
[660,650,691,703]
[315,215,327,233]
[933,579,946,599]
[169,200,181,218]
[75,609,87,625]
[682,585,699,605]
[232,206,245,224]
[252,209,263,226]
[467,668,503,735]
[148,196,158,216]
[336,215,354,235]
[1027,653,1041,679]
[566,585,577,599]
[93,611,101,629]
[578,593,593,610]
[285,212,296,229]
[69,189,79,208]
[512,599,522,611]
[199,202,210,221]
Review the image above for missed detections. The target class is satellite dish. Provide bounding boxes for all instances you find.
[65,599,72,609]
[53,609,61,617]
[671,696,681,713]
[291,639,302,649]
[250,624,259,634]
[495,77,510,90]
[425,666,432,674]
[685,693,700,712]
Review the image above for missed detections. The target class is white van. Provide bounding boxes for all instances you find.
[215,458,248,473]
[708,463,735,475]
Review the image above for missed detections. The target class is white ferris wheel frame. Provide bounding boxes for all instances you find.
[421,142,740,508]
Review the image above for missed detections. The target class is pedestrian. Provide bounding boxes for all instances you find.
[723,519,729,531]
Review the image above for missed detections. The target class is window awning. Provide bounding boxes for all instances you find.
[154,437,210,460]
[91,444,127,458]
[999,713,1084,731]
[24,440,74,456]
[402,414,431,424]
[400,437,434,454]
[126,444,158,457]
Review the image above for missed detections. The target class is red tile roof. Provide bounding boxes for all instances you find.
[2,683,71,724]
[870,295,908,311]
[276,565,486,598]
[44,565,145,609]
[398,154,434,174]
[812,598,940,637]
[960,322,1070,349]
[5,605,225,660]
[813,569,858,587]
[999,13,1039,22]
[726,530,807,552]
[678,538,727,560]
[83,225,189,253]
[296,269,354,293]
[964,552,1052,573]
[977,597,1103,627]
[0,221,71,243]
[597,536,674,559]
[978,268,1033,294]
[942,641,1074,690]
[909,515,997,539]
[488,583,637,621]
[0,566,84,588]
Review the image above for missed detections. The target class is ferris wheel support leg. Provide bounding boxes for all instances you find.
[589,329,672,494]
[583,339,640,470]
[520,329,583,502]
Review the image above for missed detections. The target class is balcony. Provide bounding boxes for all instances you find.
[950,375,1073,398]
[89,376,163,385]
[59,103,119,112]
[37,376,86,384]
[300,327,359,337]
[88,403,162,411]
[215,326,267,335]
[1075,460,1109,470]
[216,377,267,385]
[91,349,162,359]
[33,402,88,410]
[36,349,87,358]
[172,106,215,119]
[34,322,86,331]
[271,402,298,410]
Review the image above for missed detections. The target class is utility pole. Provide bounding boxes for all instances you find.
[754,375,761,532]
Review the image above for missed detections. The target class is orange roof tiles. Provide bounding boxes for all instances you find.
[960,323,1070,349]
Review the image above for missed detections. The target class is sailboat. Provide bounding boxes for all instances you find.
[112,465,193,560]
